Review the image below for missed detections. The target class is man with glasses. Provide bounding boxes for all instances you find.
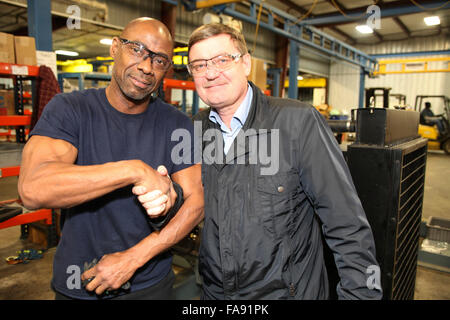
[18,17,204,300]
[140,23,382,300]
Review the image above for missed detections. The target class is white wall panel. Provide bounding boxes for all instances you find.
[174,5,204,45]
[298,47,330,77]
[365,58,450,109]
[328,61,361,113]
[328,35,449,113]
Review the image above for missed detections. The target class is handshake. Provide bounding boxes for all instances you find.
[132,165,183,227]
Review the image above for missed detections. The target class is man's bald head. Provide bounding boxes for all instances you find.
[108,17,174,104]
[121,17,173,49]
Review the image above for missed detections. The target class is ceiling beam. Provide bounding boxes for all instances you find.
[278,0,358,44]
[327,26,357,45]
[395,16,411,38]
[302,0,450,26]
[377,0,411,38]
[326,0,383,42]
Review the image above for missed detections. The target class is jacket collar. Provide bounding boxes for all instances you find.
[242,81,269,133]
[201,81,272,168]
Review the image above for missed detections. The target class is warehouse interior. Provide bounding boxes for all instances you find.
[0,0,449,300]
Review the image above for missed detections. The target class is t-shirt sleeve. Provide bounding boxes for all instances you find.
[29,93,80,149]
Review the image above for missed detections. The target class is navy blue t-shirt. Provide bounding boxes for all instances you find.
[30,88,195,299]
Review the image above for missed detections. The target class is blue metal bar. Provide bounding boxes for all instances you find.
[192,91,199,116]
[371,50,450,58]
[27,0,52,51]
[267,68,281,98]
[182,89,186,113]
[58,72,111,91]
[359,69,366,109]
[267,12,274,26]
[219,2,377,72]
[78,74,84,91]
[301,1,450,26]
[161,0,179,6]
[288,36,299,100]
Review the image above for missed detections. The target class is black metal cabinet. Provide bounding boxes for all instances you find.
[347,137,428,300]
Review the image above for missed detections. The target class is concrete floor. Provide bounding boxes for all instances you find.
[0,147,449,300]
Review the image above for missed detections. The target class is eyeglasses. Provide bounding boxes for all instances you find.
[187,53,244,76]
[118,37,172,72]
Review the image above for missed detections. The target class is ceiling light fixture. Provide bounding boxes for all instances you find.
[297,75,304,80]
[424,16,440,26]
[100,38,113,45]
[55,50,79,57]
[355,25,373,34]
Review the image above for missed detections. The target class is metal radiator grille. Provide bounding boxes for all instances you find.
[392,145,427,300]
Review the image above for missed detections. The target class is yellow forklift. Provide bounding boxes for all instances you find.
[414,95,450,154]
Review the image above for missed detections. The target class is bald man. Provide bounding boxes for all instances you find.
[18,18,204,300]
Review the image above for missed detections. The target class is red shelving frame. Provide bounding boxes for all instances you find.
[0,63,53,232]
[0,62,40,77]
[0,166,53,230]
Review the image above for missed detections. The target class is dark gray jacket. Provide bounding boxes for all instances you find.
[193,82,382,300]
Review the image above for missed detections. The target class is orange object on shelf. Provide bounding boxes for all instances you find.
[0,115,31,126]
[163,78,196,91]
[0,166,20,178]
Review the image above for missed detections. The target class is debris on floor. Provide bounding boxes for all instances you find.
[421,239,450,256]
[5,249,44,265]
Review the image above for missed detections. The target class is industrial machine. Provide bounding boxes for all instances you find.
[326,107,427,300]
[414,95,450,155]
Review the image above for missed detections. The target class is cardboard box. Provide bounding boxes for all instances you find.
[248,57,267,93]
[0,32,15,64]
[28,211,61,249]
[14,36,37,66]
[0,89,15,115]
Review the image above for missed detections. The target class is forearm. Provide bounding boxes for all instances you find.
[19,159,145,209]
[126,192,204,268]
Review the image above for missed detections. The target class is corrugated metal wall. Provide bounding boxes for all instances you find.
[328,61,361,112]
[174,5,204,45]
[298,47,330,77]
[364,56,450,109]
[328,35,449,113]
[356,35,450,55]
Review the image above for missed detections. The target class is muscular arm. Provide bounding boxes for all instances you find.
[18,135,171,210]
[81,164,204,294]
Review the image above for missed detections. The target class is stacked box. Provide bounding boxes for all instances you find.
[0,32,15,64]
[14,36,37,66]
[248,57,267,93]
[0,89,15,115]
